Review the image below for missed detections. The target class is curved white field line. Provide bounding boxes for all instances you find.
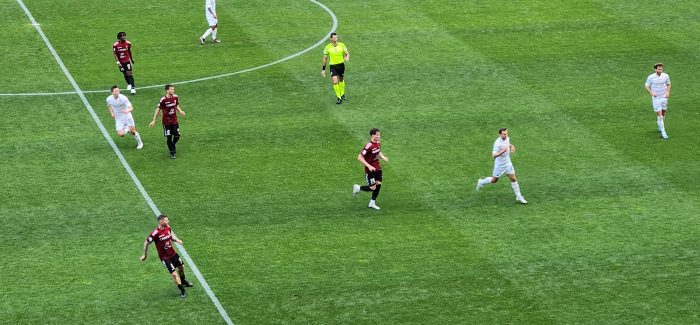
[13,0,337,324]
[1,0,337,97]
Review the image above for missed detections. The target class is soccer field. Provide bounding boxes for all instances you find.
[2,0,699,323]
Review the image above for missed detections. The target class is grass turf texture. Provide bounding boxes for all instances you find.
[1,0,699,323]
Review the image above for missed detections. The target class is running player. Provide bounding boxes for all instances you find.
[106,85,143,149]
[476,128,527,204]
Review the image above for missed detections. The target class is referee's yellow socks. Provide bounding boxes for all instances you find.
[339,80,345,96]
[333,84,341,99]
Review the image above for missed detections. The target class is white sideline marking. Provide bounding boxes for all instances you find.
[15,0,235,324]
[2,0,338,97]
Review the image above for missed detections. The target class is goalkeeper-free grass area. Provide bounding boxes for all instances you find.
[1,0,698,323]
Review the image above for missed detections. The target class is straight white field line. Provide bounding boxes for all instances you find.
[15,1,234,324]
[1,0,338,97]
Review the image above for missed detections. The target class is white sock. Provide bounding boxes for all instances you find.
[511,181,522,198]
[479,177,493,186]
[369,199,376,206]
[134,131,142,143]
[657,116,665,132]
[202,29,212,39]
[211,28,218,40]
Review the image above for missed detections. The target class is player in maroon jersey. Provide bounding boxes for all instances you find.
[113,31,136,95]
[149,85,186,159]
[353,128,389,210]
[140,214,194,298]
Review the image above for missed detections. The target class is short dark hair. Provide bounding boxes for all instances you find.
[370,128,380,136]
[157,214,168,221]
[498,128,508,134]
[330,32,337,38]
[111,85,119,91]
[117,31,126,39]
[165,84,173,91]
[654,63,663,69]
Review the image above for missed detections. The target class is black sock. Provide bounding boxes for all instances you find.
[177,284,185,294]
[123,73,130,86]
[128,75,135,88]
[179,272,186,283]
[173,134,180,145]
[371,184,381,200]
[166,136,175,152]
[360,185,372,192]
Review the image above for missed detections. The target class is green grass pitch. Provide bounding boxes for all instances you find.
[1,0,698,323]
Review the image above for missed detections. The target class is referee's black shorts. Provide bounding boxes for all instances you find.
[329,63,345,77]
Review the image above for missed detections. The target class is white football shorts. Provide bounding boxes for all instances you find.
[207,16,218,26]
[493,163,515,177]
[115,116,135,132]
[652,96,668,112]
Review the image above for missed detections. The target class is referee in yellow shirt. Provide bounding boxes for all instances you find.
[321,32,350,104]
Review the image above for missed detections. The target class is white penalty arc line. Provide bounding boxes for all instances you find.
[15,0,235,324]
[2,0,338,97]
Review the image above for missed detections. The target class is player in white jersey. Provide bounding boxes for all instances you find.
[106,85,143,149]
[476,128,527,204]
[199,0,221,45]
[644,63,671,139]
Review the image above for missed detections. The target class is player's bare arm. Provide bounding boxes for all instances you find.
[666,84,671,98]
[123,105,133,114]
[645,85,657,97]
[510,144,516,153]
[176,105,186,116]
[357,154,375,171]
[321,55,328,78]
[108,105,116,118]
[113,50,121,68]
[171,232,183,244]
[344,49,350,62]
[379,152,389,163]
[140,240,150,261]
[148,107,162,128]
